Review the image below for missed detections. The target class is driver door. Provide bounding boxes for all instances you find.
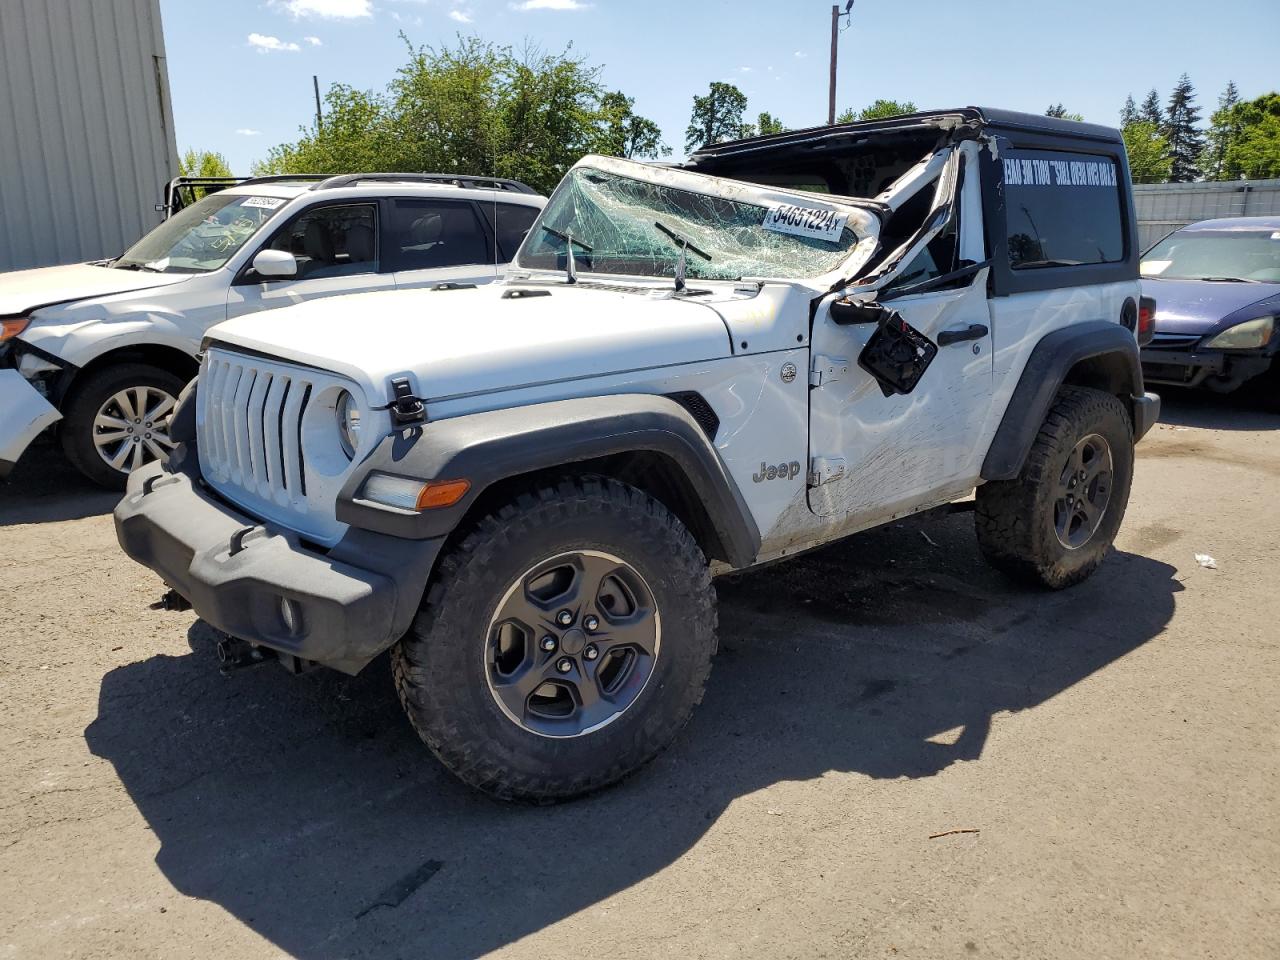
[227,201,395,319]
[807,144,994,523]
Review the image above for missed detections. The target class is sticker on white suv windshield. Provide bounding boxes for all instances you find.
[242,196,286,209]
[762,203,849,243]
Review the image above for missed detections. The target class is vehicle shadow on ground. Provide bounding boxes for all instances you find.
[0,440,118,525]
[1156,386,1280,431]
[85,511,1180,960]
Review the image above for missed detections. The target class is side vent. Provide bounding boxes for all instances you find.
[664,391,720,441]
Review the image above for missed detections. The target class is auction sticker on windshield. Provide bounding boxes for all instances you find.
[242,196,286,210]
[762,203,849,243]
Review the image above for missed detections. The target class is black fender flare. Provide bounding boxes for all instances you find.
[336,394,762,568]
[981,320,1147,482]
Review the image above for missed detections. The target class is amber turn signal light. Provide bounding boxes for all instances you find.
[415,478,471,510]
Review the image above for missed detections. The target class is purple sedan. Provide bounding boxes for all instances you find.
[1140,216,1280,395]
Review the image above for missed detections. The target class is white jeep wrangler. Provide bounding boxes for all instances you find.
[115,108,1160,801]
[0,174,543,487]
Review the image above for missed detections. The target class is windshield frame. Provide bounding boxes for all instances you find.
[113,191,293,275]
[514,155,879,287]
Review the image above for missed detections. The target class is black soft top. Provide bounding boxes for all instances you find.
[687,107,1123,163]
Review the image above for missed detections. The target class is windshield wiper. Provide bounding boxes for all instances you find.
[1192,276,1258,283]
[653,221,712,293]
[113,262,163,273]
[541,225,593,285]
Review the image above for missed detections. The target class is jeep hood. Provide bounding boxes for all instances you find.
[1143,277,1280,336]
[205,284,737,402]
[0,263,190,317]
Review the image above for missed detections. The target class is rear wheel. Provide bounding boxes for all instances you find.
[976,386,1134,589]
[61,363,185,489]
[392,476,718,802]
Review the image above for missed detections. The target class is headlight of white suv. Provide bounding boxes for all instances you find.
[335,389,361,458]
[1203,316,1275,350]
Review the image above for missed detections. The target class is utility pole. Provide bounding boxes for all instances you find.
[828,1,853,125]
[828,5,839,125]
[313,75,323,133]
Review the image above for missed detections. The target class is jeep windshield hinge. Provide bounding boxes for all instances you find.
[809,355,850,388]
[808,457,847,486]
[388,377,427,426]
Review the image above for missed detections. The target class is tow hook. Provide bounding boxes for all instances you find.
[151,587,192,612]
[215,634,275,672]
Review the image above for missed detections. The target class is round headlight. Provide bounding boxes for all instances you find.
[336,390,361,459]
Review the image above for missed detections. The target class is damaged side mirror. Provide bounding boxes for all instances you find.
[830,299,891,325]
[857,308,938,397]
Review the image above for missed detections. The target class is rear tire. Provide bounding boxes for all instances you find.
[392,476,718,803]
[976,386,1134,589]
[61,363,185,489]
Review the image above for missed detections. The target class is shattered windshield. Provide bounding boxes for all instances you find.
[518,166,864,282]
[113,193,286,274]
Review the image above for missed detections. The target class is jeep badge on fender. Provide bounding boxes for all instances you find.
[754,461,802,482]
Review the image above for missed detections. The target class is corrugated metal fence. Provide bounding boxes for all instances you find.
[0,0,178,272]
[1134,179,1280,251]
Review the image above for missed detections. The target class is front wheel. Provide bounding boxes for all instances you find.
[392,476,718,802]
[61,363,185,489]
[976,386,1135,589]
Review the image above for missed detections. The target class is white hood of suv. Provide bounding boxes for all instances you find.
[0,263,190,316]
[206,283,736,401]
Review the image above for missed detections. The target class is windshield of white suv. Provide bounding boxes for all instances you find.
[1142,230,1280,283]
[112,193,287,273]
[518,166,864,282]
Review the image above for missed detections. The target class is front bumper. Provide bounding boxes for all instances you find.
[115,458,443,674]
[0,368,62,480]
[1141,347,1271,389]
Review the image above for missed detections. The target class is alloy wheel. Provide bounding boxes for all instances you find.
[484,550,661,738]
[1053,433,1113,549]
[92,385,178,474]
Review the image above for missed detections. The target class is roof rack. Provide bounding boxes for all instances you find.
[236,174,335,187]
[310,172,540,195]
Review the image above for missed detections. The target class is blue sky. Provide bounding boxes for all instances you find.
[160,0,1280,173]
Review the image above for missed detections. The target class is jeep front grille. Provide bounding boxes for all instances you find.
[197,347,362,546]
[202,353,311,497]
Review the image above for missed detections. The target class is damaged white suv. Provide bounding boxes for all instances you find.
[0,174,543,486]
[116,108,1160,801]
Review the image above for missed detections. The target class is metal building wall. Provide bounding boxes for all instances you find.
[0,0,178,272]
[1134,179,1280,250]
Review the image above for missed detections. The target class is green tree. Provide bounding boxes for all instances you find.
[1202,80,1242,180]
[1122,121,1172,183]
[1045,103,1084,121]
[756,111,786,136]
[596,91,670,159]
[1220,93,1280,179]
[1140,88,1163,126]
[253,36,656,195]
[1164,74,1205,182]
[1120,94,1139,128]
[685,82,749,152]
[836,99,917,123]
[178,148,234,178]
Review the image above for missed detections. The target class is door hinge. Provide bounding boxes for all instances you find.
[809,355,849,388]
[808,456,847,486]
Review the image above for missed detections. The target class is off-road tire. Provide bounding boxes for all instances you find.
[61,363,186,489]
[976,386,1134,589]
[392,476,718,803]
